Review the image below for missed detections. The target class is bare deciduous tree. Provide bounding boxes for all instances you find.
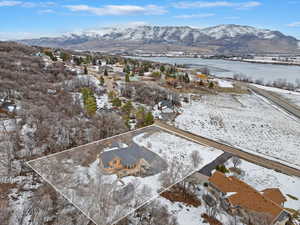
[243,210,273,225]
[202,194,219,219]
[190,151,202,169]
[231,157,242,168]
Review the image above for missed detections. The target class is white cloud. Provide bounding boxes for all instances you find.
[174,13,215,19]
[0,1,56,8]
[174,1,261,9]
[0,1,22,7]
[65,4,167,16]
[288,22,300,27]
[38,9,55,14]
[238,1,261,9]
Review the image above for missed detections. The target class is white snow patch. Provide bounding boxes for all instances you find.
[214,79,234,88]
[175,94,300,168]
[133,131,223,168]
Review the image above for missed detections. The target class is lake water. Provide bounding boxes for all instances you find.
[134,57,300,84]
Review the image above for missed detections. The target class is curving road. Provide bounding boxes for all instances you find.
[154,120,300,177]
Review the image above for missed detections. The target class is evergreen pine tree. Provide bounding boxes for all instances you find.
[184,73,190,83]
[100,76,104,86]
[125,73,130,82]
[104,69,108,76]
[84,66,88,75]
[92,58,97,65]
[144,112,154,126]
[85,96,97,115]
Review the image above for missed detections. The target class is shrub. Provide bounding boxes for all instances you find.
[112,97,122,107]
[215,164,229,174]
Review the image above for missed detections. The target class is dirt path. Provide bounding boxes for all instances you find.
[154,120,300,177]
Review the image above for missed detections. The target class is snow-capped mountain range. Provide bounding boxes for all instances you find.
[19,24,300,54]
[68,24,278,41]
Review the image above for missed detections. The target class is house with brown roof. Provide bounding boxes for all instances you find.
[207,171,290,225]
[261,188,287,206]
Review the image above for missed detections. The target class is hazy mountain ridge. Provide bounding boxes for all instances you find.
[19,24,300,54]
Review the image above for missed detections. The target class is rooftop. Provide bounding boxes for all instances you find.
[261,188,287,205]
[209,171,284,220]
[99,143,157,168]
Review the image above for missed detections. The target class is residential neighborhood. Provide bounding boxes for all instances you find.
[0,40,300,225]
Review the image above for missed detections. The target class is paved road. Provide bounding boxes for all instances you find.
[154,120,300,177]
[248,85,300,120]
[198,152,233,176]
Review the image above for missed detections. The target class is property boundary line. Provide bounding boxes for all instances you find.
[26,125,216,225]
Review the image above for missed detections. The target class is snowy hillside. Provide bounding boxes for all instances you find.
[62,24,284,41]
[201,24,277,39]
[19,24,300,54]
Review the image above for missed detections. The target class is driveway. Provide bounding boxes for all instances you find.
[198,152,233,176]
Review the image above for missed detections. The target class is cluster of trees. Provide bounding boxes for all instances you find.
[60,51,71,62]
[121,82,180,107]
[44,50,57,61]
[135,107,154,128]
[0,42,129,225]
[233,74,300,91]
[81,88,97,115]
[177,73,190,83]
[109,93,154,128]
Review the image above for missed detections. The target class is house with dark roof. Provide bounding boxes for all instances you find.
[207,171,290,225]
[98,144,153,178]
[158,100,174,111]
[0,99,16,116]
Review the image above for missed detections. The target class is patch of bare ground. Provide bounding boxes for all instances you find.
[201,213,223,225]
[215,85,249,94]
[0,183,17,208]
[161,82,215,95]
[229,167,242,175]
[160,186,201,207]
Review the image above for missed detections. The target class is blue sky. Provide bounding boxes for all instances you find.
[1,0,300,40]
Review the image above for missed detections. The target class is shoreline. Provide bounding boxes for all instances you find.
[127,55,300,67]
[227,59,300,67]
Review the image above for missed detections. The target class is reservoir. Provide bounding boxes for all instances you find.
[134,57,300,84]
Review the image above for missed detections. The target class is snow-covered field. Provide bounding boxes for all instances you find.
[214,79,234,88]
[175,93,300,167]
[252,84,300,107]
[134,130,223,169]
[27,126,223,225]
[225,159,300,210]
